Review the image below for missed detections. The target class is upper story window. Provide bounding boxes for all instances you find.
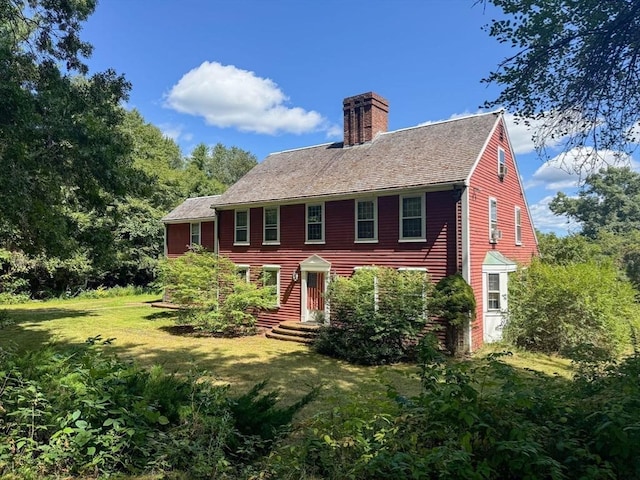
[498,147,507,178]
[489,198,500,243]
[400,194,426,242]
[234,209,249,245]
[355,198,377,242]
[190,222,201,246]
[306,203,325,243]
[515,206,522,245]
[263,206,280,245]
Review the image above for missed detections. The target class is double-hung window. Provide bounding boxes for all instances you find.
[487,273,501,310]
[306,203,324,243]
[489,198,498,242]
[515,206,522,245]
[355,198,377,242]
[236,265,250,282]
[400,194,426,241]
[263,206,280,245]
[190,222,201,246]
[234,209,249,245]
[262,265,280,307]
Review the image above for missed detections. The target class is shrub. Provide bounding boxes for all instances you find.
[0,341,314,479]
[262,340,640,479]
[505,259,640,358]
[314,267,432,365]
[158,250,274,336]
[430,273,476,354]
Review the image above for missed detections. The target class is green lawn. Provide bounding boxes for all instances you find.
[0,294,573,418]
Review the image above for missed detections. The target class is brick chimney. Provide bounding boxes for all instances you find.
[343,92,389,146]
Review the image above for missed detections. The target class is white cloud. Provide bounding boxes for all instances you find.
[158,123,193,143]
[528,147,637,190]
[165,62,333,135]
[503,113,569,155]
[529,195,580,234]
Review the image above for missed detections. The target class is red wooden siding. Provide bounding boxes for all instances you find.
[218,191,459,328]
[467,117,539,349]
[166,221,215,258]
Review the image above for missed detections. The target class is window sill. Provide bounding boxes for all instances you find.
[398,238,426,243]
[262,242,281,246]
[515,242,522,246]
[305,240,325,245]
[233,242,250,247]
[355,239,378,244]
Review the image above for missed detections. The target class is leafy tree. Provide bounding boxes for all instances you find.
[549,166,640,238]
[482,0,640,163]
[536,231,603,265]
[0,0,137,257]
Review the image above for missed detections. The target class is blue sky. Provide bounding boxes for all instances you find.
[82,0,637,235]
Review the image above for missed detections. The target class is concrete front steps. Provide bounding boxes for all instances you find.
[266,321,321,344]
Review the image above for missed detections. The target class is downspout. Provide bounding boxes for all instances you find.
[213,209,219,255]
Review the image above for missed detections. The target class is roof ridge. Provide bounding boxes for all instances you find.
[384,109,502,136]
[268,110,502,157]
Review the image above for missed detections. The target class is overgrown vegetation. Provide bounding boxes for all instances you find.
[314,267,432,365]
[261,338,640,479]
[505,259,640,358]
[0,340,316,479]
[430,273,476,353]
[159,251,275,336]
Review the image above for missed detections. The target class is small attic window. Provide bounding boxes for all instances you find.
[498,147,507,179]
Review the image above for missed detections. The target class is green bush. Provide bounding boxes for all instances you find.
[505,259,640,358]
[262,340,640,479]
[430,273,476,353]
[0,341,314,479]
[314,267,432,365]
[159,250,274,336]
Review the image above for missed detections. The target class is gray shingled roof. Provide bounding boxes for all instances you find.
[161,195,221,223]
[215,111,500,207]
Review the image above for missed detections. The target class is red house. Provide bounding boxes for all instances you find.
[162,92,538,351]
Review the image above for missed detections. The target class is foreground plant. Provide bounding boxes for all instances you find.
[262,337,640,479]
[0,339,316,479]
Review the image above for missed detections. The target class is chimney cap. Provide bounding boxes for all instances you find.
[343,92,389,109]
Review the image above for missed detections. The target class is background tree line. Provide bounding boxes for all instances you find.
[0,0,256,300]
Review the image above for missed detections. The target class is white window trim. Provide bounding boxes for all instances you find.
[399,193,426,242]
[489,197,498,243]
[515,206,522,245]
[262,265,281,307]
[236,264,250,282]
[234,209,250,246]
[486,272,502,311]
[354,198,378,243]
[305,202,325,244]
[262,206,280,245]
[190,222,201,246]
[498,146,506,170]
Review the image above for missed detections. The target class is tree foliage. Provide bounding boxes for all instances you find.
[550,166,640,238]
[482,0,640,164]
[0,0,137,256]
